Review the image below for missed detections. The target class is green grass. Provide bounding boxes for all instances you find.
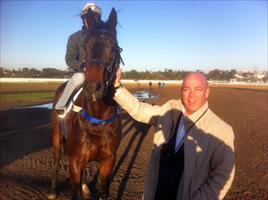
[0,91,54,105]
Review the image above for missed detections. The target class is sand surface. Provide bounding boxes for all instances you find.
[0,86,267,200]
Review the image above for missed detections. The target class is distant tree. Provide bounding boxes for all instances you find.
[123,70,140,79]
[1,67,258,81]
[0,67,4,77]
[29,68,41,77]
[226,69,237,81]
[262,74,268,82]
[41,68,65,78]
[207,69,222,80]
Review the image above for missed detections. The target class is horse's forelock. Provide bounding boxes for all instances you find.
[84,18,117,41]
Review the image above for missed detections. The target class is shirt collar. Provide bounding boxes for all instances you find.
[183,102,208,123]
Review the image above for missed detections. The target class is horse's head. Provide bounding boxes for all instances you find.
[82,8,122,101]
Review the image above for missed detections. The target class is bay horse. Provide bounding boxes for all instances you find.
[49,8,122,200]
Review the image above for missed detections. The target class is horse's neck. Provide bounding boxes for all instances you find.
[76,92,115,119]
[90,100,117,120]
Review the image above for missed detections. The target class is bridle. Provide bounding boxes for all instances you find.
[104,45,124,90]
[71,29,124,125]
[83,29,124,92]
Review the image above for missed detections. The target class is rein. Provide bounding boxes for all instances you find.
[105,45,124,89]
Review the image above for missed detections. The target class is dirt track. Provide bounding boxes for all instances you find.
[0,86,268,200]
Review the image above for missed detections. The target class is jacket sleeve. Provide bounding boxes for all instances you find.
[65,34,81,71]
[193,126,235,200]
[114,87,172,126]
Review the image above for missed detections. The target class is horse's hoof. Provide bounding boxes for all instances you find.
[82,183,90,199]
[99,194,109,200]
[47,192,57,200]
[99,197,109,200]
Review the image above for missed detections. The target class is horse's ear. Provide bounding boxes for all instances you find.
[108,8,117,30]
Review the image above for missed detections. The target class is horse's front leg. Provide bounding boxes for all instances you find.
[69,157,83,200]
[47,152,60,199]
[98,154,116,200]
[82,169,90,199]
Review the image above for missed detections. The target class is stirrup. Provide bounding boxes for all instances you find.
[56,99,76,118]
[55,108,67,118]
[56,87,83,119]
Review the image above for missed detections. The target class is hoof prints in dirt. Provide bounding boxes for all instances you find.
[0,148,72,199]
[0,180,48,200]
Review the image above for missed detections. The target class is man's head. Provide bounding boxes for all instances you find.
[81,2,102,28]
[181,72,209,116]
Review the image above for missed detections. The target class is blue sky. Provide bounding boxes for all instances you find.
[1,0,267,72]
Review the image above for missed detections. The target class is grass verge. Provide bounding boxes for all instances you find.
[0,91,54,110]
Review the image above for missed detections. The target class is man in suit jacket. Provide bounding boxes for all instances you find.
[113,70,235,200]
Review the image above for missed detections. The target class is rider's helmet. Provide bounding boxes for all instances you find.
[81,2,102,22]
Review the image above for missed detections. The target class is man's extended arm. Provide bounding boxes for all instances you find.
[114,87,170,126]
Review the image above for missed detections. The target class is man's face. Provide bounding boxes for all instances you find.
[181,73,209,115]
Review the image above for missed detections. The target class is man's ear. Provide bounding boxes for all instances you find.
[108,8,117,31]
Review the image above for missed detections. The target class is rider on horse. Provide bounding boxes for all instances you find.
[55,2,102,117]
[50,7,122,199]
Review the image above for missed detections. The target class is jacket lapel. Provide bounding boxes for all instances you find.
[171,100,183,138]
[180,102,209,199]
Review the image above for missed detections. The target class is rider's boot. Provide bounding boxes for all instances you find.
[55,72,85,118]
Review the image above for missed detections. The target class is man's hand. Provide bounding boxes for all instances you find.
[114,68,122,88]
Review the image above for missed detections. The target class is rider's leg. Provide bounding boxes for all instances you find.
[55,72,85,115]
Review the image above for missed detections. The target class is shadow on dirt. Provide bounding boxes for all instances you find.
[0,108,52,167]
[0,107,150,200]
[111,114,150,200]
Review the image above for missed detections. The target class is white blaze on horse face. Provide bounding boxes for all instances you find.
[92,94,97,102]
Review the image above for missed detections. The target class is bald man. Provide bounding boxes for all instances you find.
[113,70,235,200]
